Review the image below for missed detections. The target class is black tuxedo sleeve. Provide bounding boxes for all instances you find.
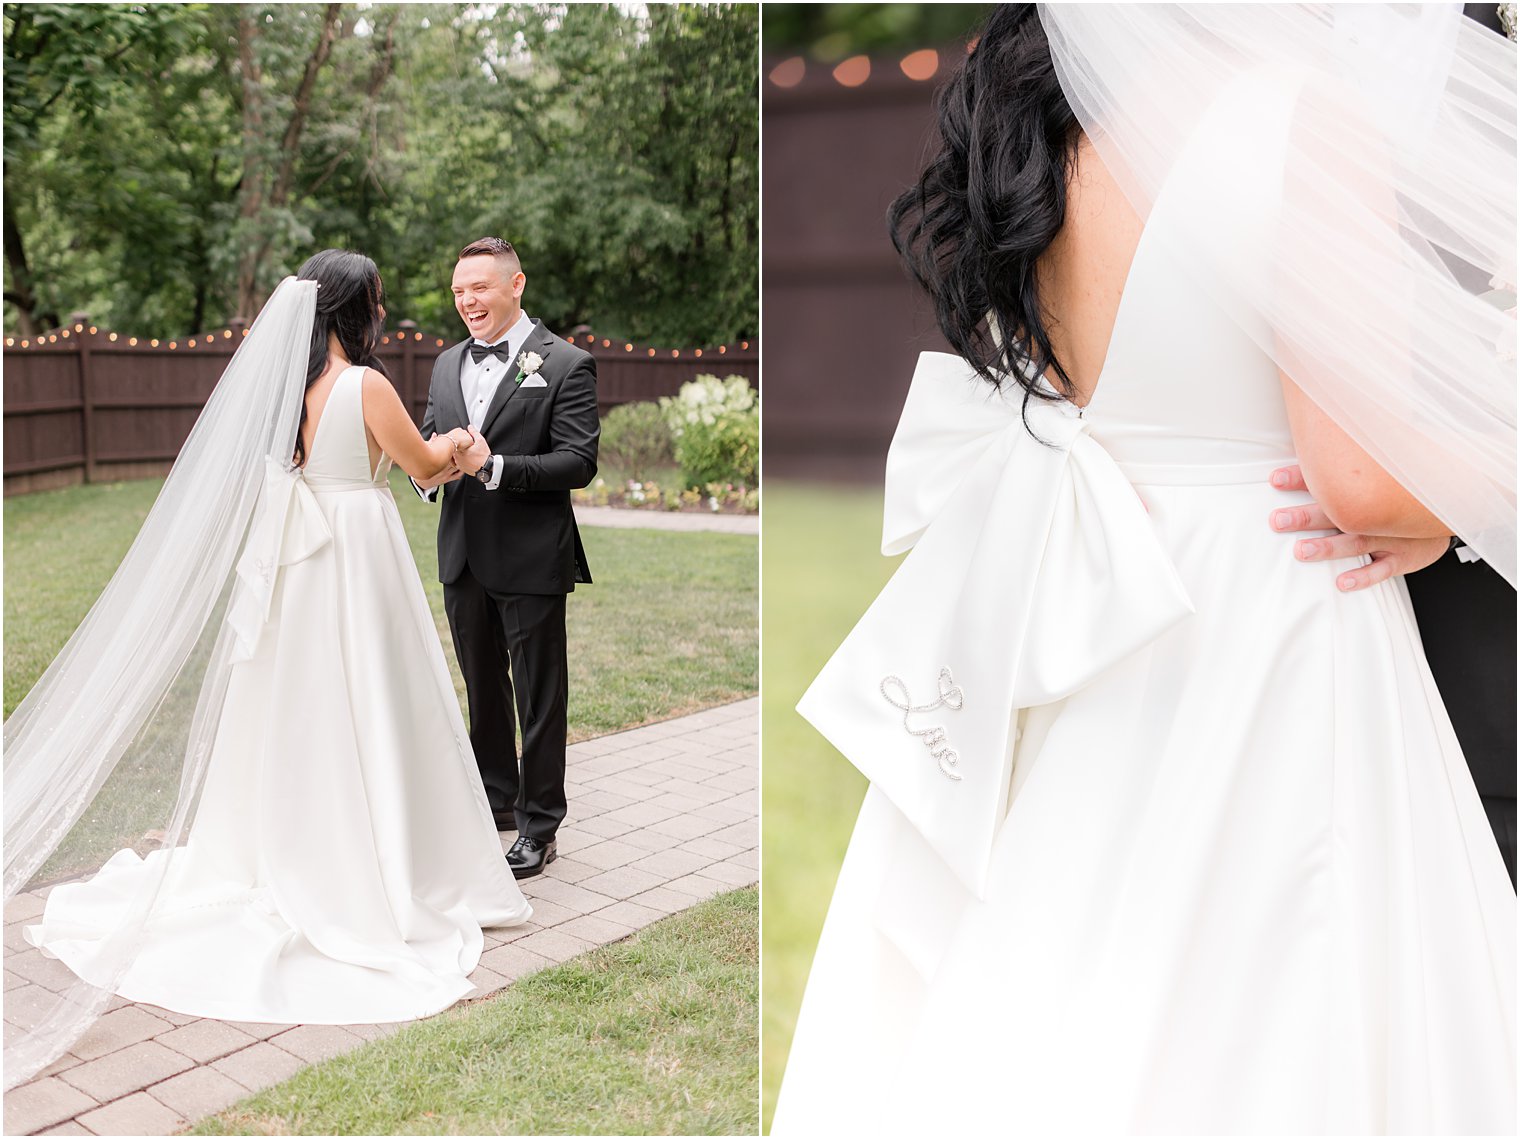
[498,355,599,491]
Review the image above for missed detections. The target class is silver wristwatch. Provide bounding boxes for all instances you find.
[474,458,494,486]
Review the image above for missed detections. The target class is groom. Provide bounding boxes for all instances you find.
[414,236,600,879]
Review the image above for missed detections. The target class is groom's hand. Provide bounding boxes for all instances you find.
[1270,465,1450,591]
[457,426,492,476]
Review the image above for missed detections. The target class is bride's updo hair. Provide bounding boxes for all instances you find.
[888,4,1080,408]
[293,249,389,466]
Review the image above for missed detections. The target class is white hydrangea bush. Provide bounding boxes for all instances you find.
[659,374,757,437]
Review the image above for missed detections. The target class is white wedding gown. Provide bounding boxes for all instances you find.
[773,90,1516,1135]
[25,365,531,1024]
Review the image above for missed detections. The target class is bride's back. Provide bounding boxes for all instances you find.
[1034,137,1146,410]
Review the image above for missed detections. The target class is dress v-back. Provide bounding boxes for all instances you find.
[26,365,531,1024]
[775,80,1515,1136]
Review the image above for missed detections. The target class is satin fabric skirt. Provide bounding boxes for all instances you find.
[26,485,531,1024]
[774,478,1515,1135]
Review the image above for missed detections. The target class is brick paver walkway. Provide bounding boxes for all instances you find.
[573,504,758,535]
[2,698,758,1136]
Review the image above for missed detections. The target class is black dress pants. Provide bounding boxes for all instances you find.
[443,564,569,843]
[1406,551,1517,887]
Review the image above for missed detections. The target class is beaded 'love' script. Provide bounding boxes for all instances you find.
[879,667,965,782]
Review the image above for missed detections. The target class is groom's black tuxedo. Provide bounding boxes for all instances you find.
[419,319,599,842]
[1406,553,1517,887]
[423,321,598,595]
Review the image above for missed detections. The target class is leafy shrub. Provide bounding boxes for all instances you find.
[599,401,674,481]
[660,374,758,488]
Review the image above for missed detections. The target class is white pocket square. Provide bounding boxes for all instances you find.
[519,375,548,388]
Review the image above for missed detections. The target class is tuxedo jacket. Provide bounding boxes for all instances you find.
[420,320,599,595]
[1406,552,1516,803]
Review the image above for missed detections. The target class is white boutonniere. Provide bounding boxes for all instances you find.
[515,351,544,385]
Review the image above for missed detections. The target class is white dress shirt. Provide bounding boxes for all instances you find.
[417,310,534,499]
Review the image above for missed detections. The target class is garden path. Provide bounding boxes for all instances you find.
[2,698,758,1136]
[573,505,758,535]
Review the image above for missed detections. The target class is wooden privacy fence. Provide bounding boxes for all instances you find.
[763,48,951,481]
[2,319,757,495]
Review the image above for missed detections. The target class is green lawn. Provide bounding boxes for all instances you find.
[193,887,759,1136]
[4,471,755,884]
[759,482,901,1131]
[4,469,758,735]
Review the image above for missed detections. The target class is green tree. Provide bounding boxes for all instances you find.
[3,3,757,345]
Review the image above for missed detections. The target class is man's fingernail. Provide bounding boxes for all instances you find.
[1297,540,1316,558]
[1338,576,1356,591]
[1272,510,1293,530]
[1271,472,1289,487]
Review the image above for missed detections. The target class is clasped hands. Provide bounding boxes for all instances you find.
[442,425,491,479]
[1269,465,1451,592]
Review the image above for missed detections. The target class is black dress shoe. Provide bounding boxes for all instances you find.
[492,810,517,832]
[507,836,557,879]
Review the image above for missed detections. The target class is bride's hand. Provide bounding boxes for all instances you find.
[1269,465,1451,591]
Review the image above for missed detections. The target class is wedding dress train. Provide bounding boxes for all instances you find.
[773,77,1516,1134]
[25,365,531,1024]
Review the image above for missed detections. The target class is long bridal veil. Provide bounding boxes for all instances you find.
[3,277,315,1086]
[1038,4,1516,582]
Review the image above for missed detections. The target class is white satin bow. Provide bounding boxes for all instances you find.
[797,353,1194,899]
[227,459,333,663]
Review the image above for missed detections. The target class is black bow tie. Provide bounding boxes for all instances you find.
[469,340,512,365]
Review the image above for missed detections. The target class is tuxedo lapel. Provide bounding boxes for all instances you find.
[443,341,471,428]
[481,319,555,437]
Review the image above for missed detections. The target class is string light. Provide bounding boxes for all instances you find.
[900,49,938,80]
[4,323,754,366]
[833,55,870,87]
[769,56,805,88]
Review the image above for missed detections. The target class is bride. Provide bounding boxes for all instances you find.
[4,250,530,1086]
[774,5,1514,1134]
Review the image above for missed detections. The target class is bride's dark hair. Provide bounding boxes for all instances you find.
[293,249,389,466]
[888,4,1080,409]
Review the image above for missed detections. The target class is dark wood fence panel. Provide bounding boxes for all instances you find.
[763,54,950,481]
[3,323,756,495]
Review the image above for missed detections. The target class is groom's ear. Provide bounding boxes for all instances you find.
[511,271,526,300]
